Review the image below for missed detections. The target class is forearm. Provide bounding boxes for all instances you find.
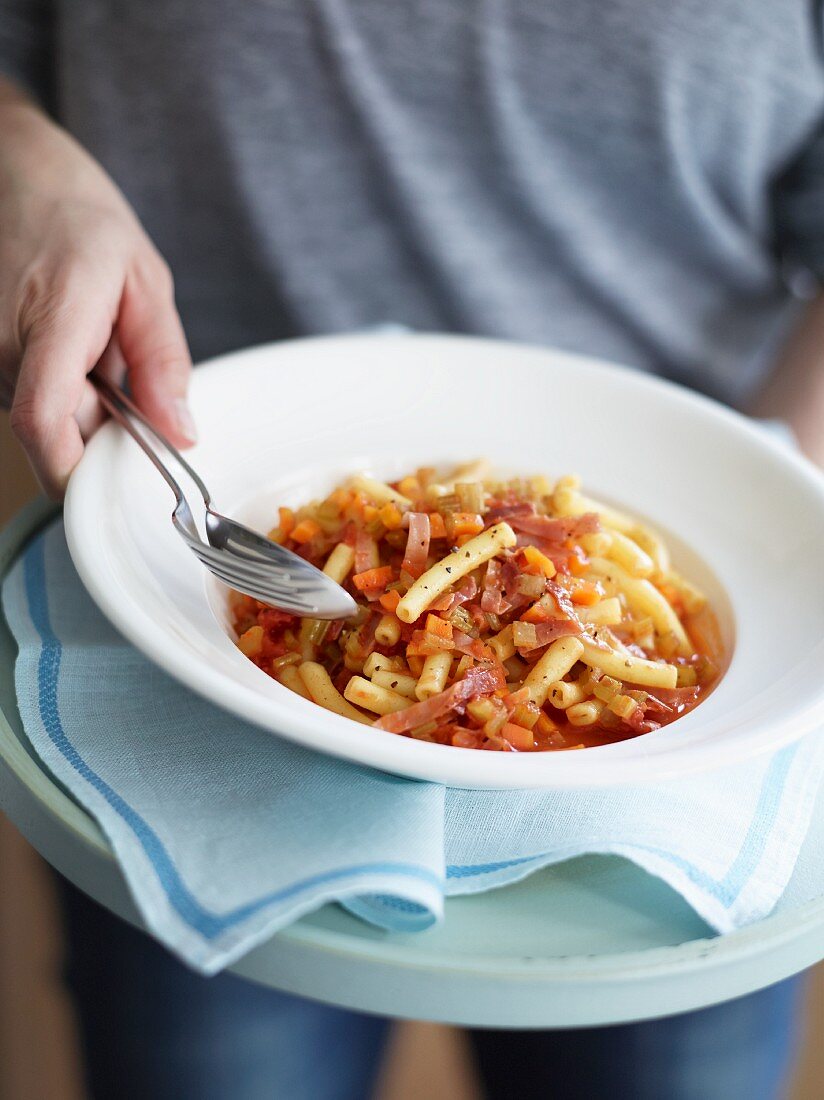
[749,294,824,467]
[0,76,121,213]
[0,73,32,110]
[0,75,51,166]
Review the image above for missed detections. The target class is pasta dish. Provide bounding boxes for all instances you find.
[230,462,722,751]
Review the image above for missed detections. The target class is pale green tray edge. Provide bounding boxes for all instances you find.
[2,499,823,1027]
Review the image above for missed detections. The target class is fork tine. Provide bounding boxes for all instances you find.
[197,545,298,581]
[192,554,321,598]
[191,545,322,595]
[198,562,321,612]
[192,539,314,580]
[190,551,332,611]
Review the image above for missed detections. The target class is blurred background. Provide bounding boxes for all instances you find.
[1,411,823,1099]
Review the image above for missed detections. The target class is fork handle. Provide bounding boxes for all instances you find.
[91,373,211,509]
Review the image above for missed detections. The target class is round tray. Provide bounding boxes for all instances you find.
[1,500,823,1027]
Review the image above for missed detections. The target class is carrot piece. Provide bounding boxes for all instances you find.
[428,513,447,539]
[398,476,421,498]
[449,512,484,538]
[379,502,404,530]
[521,545,557,578]
[566,544,589,576]
[353,565,393,592]
[379,589,402,612]
[425,614,454,641]
[501,722,535,751]
[521,598,555,624]
[570,582,601,607]
[291,518,321,544]
[278,507,296,536]
[407,653,425,677]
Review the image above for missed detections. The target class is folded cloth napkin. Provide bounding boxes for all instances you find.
[4,520,823,975]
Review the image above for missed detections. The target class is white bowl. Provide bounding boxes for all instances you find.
[65,333,824,789]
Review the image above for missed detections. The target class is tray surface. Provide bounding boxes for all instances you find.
[1,500,823,1027]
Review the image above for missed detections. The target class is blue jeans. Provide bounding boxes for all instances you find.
[58,878,804,1100]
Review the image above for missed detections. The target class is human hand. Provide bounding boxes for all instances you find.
[0,84,194,498]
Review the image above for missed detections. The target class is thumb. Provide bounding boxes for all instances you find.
[117,258,195,446]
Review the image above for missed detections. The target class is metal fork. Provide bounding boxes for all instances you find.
[91,374,357,620]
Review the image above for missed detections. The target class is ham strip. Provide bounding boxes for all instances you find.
[514,618,583,651]
[428,576,478,612]
[402,513,431,579]
[545,580,578,620]
[645,686,700,714]
[509,514,568,541]
[508,511,601,542]
[481,559,523,616]
[622,705,661,734]
[481,559,510,615]
[354,529,377,575]
[486,502,535,524]
[452,629,495,660]
[562,512,601,537]
[374,665,505,734]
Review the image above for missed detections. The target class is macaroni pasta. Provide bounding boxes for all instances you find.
[231,465,723,752]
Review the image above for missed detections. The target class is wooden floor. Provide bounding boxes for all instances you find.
[1,413,823,1099]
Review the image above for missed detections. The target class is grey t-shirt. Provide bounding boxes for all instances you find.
[3,1,824,405]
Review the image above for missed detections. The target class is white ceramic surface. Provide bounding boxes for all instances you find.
[64,333,824,789]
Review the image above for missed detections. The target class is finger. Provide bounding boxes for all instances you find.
[75,334,128,440]
[10,302,111,498]
[117,259,195,446]
[96,330,128,384]
[74,380,105,440]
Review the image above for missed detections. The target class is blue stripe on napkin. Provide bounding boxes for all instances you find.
[4,520,822,973]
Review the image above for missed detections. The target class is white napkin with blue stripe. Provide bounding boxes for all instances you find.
[4,520,823,975]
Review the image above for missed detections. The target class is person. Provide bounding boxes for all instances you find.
[1,3,822,1097]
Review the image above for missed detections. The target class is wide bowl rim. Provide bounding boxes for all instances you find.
[64,331,824,789]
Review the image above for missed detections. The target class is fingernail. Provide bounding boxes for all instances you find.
[174,399,197,443]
